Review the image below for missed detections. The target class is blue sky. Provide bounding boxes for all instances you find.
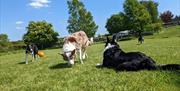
[0,0,180,41]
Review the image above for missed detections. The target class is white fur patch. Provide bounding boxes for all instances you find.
[90,37,93,43]
[62,42,76,65]
[104,43,115,52]
[65,52,71,58]
[96,63,102,66]
[63,42,76,52]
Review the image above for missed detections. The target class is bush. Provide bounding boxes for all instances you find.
[145,22,163,33]
[0,41,26,53]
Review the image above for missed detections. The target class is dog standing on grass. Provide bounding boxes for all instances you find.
[138,35,144,44]
[61,31,93,65]
[25,44,38,64]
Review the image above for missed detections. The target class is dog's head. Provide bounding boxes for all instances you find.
[88,37,94,45]
[61,49,76,65]
[101,36,120,68]
[103,36,120,52]
[105,36,119,48]
[26,44,34,54]
[29,45,33,52]
[61,42,76,65]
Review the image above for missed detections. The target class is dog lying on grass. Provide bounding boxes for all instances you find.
[99,36,180,71]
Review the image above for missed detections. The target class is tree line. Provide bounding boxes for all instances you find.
[22,0,180,47]
[23,0,98,49]
[1,0,179,51]
[106,0,162,36]
[106,0,179,36]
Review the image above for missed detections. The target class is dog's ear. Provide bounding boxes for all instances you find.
[60,53,64,57]
[58,53,62,55]
[110,35,120,47]
[70,49,76,58]
[112,35,117,43]
[60,53,68,61]
[105,36,110,47]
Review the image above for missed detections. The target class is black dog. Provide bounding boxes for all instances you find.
[25,44,38,64]
[138,35,144,44]
[101,37,180,71]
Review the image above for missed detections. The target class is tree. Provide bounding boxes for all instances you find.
[105,13,127,34]
[67,0,98,37]
[123,0,151,36]
[140,0,162,32]
[0,34,10,51]
[0,34,9,47]
[0,34,9,42]
[173,15,180,22]
[145,21,162,33]
[140,0,158,23]
[160,11,174,23]
[23,21,59,49]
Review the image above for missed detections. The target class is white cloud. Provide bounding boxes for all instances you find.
[29,0,51,8]
[15,21,24,30]
[16,27,24,30]
[15,21,24,25]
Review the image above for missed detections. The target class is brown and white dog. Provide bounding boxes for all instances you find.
[61,31,92,65]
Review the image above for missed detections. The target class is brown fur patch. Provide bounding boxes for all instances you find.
[67,37,77,43]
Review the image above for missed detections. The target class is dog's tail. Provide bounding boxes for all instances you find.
[157,64,180,70]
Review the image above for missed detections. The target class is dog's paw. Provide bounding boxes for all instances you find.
[96,63,101,66]
[96,63,103,68]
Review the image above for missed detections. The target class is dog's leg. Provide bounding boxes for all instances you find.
[35,54,38,60]
[34,54,37,61]
[32,52,34,61]
[79,49,84,64]
[82,52,86,60]
[82,50,86,60]
[83,51,88,59]
[25,53,28,64]
[82,48,87,59]
[85,52,88,58]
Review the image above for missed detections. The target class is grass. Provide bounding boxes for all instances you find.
[146,25,180,38]
[0,26,180,91]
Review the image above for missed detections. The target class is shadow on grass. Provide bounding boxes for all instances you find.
[18,59,34,64]
[147,37,155,39]
[136,43,144,45]
[162,36,169,38]
[49,63,71,69]
[18,61,26,64]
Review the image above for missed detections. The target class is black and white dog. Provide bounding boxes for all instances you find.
[25,44,38,64]
[138,35,144,44]
[101,36,180,71]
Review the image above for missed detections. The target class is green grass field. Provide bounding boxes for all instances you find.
[0,26,180,91]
